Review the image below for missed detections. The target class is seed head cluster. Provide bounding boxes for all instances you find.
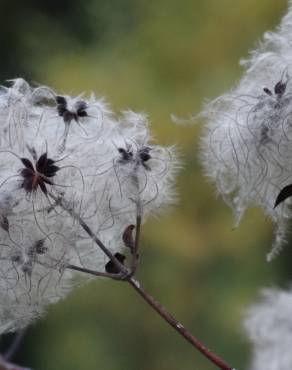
[0,78,178,334]
[201,1,292,260]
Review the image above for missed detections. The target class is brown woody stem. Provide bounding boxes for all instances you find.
[65,261,235,370]
[128,277,235,370]
[131,214,141,274]
[66,263,128,281]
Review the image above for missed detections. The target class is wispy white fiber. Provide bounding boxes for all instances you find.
[201,1,292,260]
[244,288,292,370]
[0,78,178,334]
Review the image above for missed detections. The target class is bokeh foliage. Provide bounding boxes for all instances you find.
[0,0,291,369]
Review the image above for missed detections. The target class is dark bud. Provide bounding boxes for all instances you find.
[76,100,88,117]
[139,147,151,162]
[122,225,135,253]
[263,87,272,96]
[274,81,287,97]
[105,252,126,274]
[34,239,47,255]
[118,147,133,162]
[56,96,70,120]
[274,184,292,208]
[28,239,47,258]
[56,96,88,123]
[138,147,151,170]
[56,95,67,107]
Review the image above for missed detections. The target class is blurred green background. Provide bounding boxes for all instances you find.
[0,0,291,369]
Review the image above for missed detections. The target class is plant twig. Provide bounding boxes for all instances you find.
[128,277,235,370]
[66,263,127,281]
[65,261,235,370]
[131,214,141,274]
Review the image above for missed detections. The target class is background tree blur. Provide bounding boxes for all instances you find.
[0,0,291,369]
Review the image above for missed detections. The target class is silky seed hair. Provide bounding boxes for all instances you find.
[243,288,292,370]
[200,1,292,260]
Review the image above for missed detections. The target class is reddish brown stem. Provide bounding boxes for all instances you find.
[131,214,141,274]
[66,263,128,281]
[128,277,236,370]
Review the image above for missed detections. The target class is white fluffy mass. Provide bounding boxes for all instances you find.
[0,78,178,334]
[201,1,292,260]
[244,288,292,370]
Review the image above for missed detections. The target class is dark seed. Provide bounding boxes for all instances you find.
[56,96,67,106]
[274,81,287,97]
[263,88,272,96]
[34,239,47,255]
[122,225,135,253]
[274,184,292,208]
[105,253,126,274]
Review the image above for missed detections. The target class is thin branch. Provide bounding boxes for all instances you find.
[131,214,141,274]
[64,262,236,369]
[64,259,236,370]
[66,263,127,281]
[128,277,236,370]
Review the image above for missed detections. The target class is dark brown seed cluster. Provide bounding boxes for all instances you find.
[20,152,60,195]
[11,239,48,276]
[263,80,287,99]
[56,96,88,124]
[118,146,151,170]
[118,147,134,163]
[138,146,151,170]
[28,239,48,257]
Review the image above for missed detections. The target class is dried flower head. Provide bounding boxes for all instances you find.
[20,153,60,195]
[0,79,178,334]
[201,1,292,260]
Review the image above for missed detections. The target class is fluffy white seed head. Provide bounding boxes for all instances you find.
[201,1,292,260]
[243,288,292,370]
[0,79,178,334]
